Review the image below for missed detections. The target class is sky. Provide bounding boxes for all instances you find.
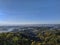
[0,0,60,25]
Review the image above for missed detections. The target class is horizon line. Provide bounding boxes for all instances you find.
[0,23,60,26]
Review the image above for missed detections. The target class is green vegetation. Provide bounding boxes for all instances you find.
[0,30,60,45]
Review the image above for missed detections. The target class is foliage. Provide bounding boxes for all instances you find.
[0,30,60,45]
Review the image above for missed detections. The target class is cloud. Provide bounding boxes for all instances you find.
[0,20,60,26]
[0,21,40,25]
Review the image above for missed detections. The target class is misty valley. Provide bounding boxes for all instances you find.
[0,24,60,45]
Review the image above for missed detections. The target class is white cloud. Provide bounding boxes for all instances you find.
[0,21,60,26]
[0,21,39,25]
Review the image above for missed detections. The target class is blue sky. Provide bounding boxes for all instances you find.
[0,0,60,25]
